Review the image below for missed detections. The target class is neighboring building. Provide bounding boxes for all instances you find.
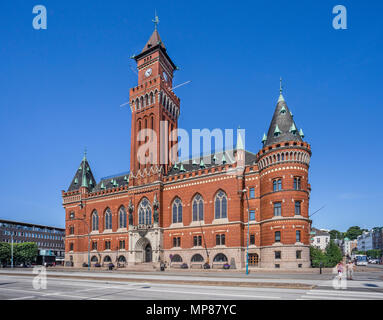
[357,228,383,252]
[62,21,312,269]
[357,231,373,251]
[343,238,358,257]
[310,227,330,251]
[0,219,65,264]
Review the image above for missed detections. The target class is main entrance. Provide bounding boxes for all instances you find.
[248,253,259,266]
[144,244,152,263]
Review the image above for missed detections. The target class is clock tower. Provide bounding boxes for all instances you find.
[129,20,180,185]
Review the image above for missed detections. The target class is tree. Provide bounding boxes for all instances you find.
[344,226,366,240]
[310,246,326,267]
[366,249,382,259]
[329,229,344,240]
[14,243,38,264]
[0,243,10,265]
[324,240,343,267]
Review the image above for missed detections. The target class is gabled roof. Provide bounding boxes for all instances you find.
[67,154,97,192]
[263,93,303,147]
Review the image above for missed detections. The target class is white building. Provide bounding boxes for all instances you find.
[343,238,358,256]
[357,231,373,251]
[310,227,330,251]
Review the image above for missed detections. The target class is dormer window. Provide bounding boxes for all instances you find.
[280,106,286,114]
[274,125,281,137]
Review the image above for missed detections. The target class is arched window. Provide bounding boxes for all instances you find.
[103,256,111,262]
[171,254,183,263]
[104,208,112,230]
[192,194,204,221]
[138,198,152,225]
[214,190,227,219]
[91,210,99,231]
[191,254,204,263]
[91,256,98,262]
[172,198,183,223]
[118,255,126,262]
[150,92,154,104]
[119,206,127,229]
[213,253,228,262]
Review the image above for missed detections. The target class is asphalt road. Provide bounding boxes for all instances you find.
[0,272,383,300]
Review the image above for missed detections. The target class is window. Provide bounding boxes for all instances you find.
[216,234,225,246]
[105,241,111,250]
[69,212,75,220]
[296,250,302,259]
[92,241,97,250]
[248,253,258,266]
[119,206,127,228]
[275,264,280,268]
[273,179,282,191]
[274,202,282,216]
[295,201,301,215]
[138,198,152,225]
[249,210,256,221]
[317,238,320,243]
[69,226,74,235]
[215,191,227,219]
[172,198,183,223]
[192,194,204,221]
[69,243,74,251]
[275,251,281,259]
[119,240,125,249]
[171,254,183,263]
[249,188,255,199]
[275,231,281,242]
[104,209,112,230]
[250,234,255,245]
[213,253,228,262]
[193,235,202,247]
[296,230,301,242]
[294,177,301,190]
[191,254,204,262]
[173,237,181,247]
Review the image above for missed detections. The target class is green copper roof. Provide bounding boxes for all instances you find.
[200,159,205,169]
[180,163,186,172]
[74,178,78,184]
[262,133,267,143]
[212,154,217,162]
[274,125,281,136]
[222,153,226,164]
[289,123,297,133]
[299,128,304,138]
[173,162,179,170]
[124,176,128,181]
[192,159,197,166]
[81,164,88,188]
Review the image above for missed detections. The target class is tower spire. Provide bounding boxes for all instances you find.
[278,77,285,103]
[152,10,159,30]
[82,147,87,162]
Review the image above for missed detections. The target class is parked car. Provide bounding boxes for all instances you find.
[368,259,380,264]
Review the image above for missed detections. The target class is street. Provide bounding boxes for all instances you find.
[0,266,382,300]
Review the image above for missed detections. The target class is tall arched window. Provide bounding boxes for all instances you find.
[172,198,183,223]
[138,198,152,225]
[192,194,204,221]
[104,208,112,230]
[119,206,127,228]
[214,190,227,219]
[91,210,99,231]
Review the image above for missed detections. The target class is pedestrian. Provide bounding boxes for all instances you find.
[347,261,354,280]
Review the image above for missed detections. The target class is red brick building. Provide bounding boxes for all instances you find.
[62,25,312,269]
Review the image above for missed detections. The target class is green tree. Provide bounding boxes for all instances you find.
[366,249,382,259]
[329,230,344,240]
[0,243,11,265]
[14,243,38,264]
[310,246,326,267]
[324,240,343,267]
[344,226,366,240]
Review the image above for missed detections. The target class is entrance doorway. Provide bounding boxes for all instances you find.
[144,244,152,263]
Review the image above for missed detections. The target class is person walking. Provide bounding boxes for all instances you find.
[346,260,354,280]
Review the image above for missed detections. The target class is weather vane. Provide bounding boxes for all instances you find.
[280,77,283,94]
[152,10,159,30]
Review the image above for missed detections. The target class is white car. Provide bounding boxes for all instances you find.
[368,259,380,264]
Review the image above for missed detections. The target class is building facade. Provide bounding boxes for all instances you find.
[357,228,383,252]
[0,219,65,264]
[62,25,312,269]
[310,228,330,251]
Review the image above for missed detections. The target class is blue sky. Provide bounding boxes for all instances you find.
[0,0,382,231]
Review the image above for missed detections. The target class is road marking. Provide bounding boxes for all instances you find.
[134,287,281,299]
[306,291,383,298]
[9,296,36,300]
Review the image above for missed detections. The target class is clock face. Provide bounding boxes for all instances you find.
[145,68,152,77]
[163,71,168,81]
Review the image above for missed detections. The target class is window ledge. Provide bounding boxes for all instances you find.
[117,228,127,232]
[212,218,229,224]
[189,221,204,227]
[103,229,113,234]
[90,231,99,235]
[170,223,184,228]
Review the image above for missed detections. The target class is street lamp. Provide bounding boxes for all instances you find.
[242,188,250,275]
[11,232,14,269]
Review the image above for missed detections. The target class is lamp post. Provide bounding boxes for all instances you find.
[242,188,250,275]
[11,232,14,269]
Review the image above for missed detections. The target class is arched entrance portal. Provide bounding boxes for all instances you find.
[134,237,153,263]
[144,244,152,263]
